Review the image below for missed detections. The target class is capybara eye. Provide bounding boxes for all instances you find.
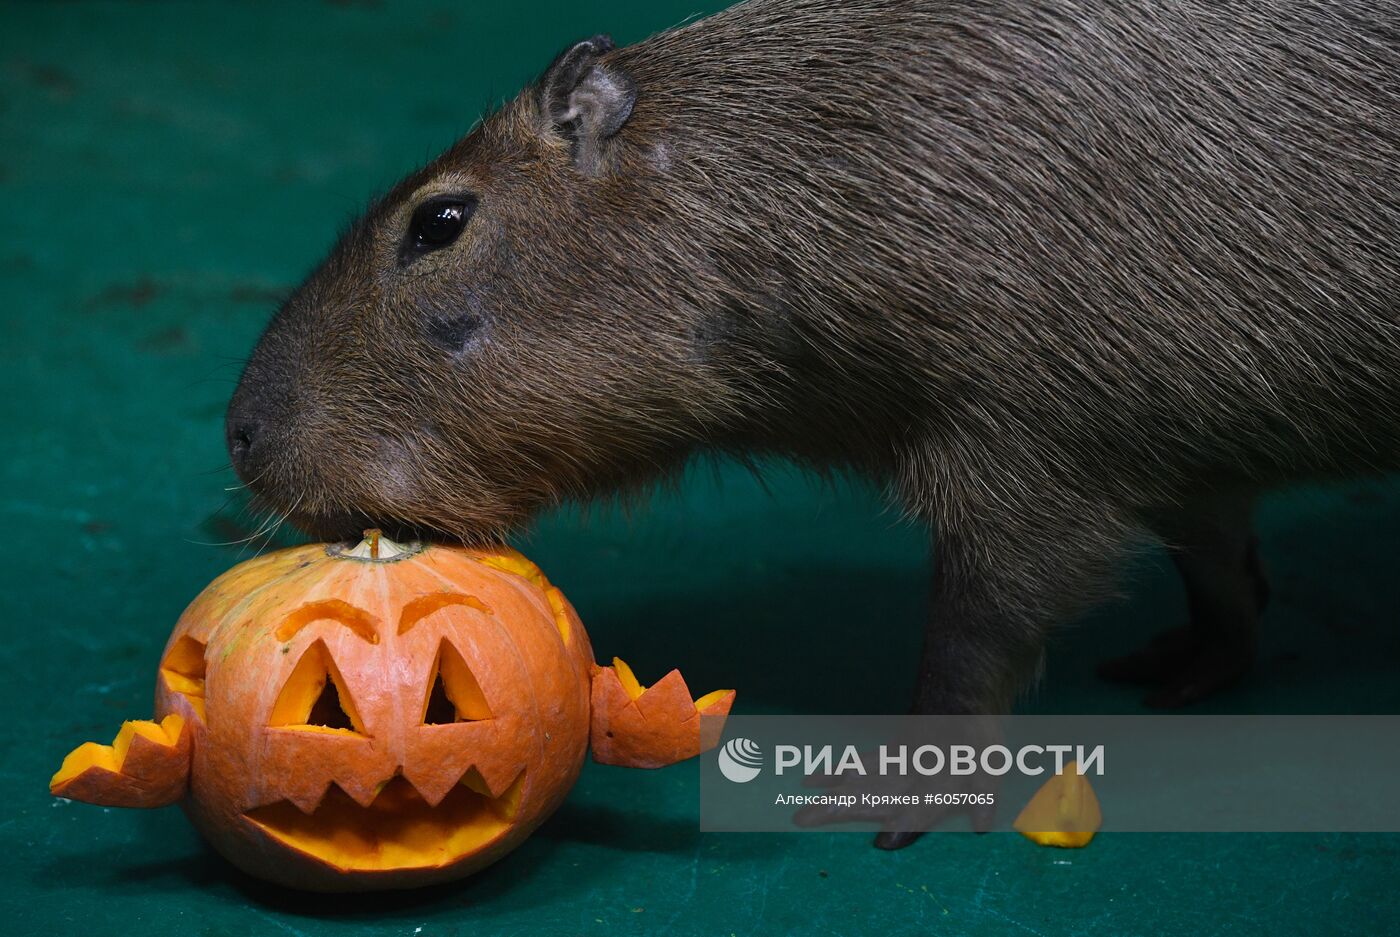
[402,196,476,262]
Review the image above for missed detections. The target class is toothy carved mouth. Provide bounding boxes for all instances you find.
[244,771,524,872]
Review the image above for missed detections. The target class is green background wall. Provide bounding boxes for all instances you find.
[4,2,1398,934]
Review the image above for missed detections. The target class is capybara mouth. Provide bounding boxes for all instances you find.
[257,499,424,546]
[244,773,523,872]
[278,501,510,549]
[281,505,385,543]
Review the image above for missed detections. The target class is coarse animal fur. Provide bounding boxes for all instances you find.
[228,0,1400,740]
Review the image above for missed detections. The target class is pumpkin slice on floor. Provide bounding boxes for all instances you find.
[1013,760,1102,848]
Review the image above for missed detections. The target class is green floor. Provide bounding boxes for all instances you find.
[4,2,1399,934]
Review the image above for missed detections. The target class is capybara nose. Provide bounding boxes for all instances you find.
[225,413,260,479]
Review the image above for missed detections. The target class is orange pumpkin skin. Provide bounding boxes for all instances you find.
[151,539,594,892]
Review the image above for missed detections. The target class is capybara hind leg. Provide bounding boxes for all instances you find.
[1100,491,1266,706]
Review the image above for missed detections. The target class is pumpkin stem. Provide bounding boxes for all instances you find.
[339,529,418,562]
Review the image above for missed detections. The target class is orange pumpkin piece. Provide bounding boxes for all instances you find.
[1013,760,1102,848]
[50,714,189,808]
[50,531,733,892]
[591,658,736,768]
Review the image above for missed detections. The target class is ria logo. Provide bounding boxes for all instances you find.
[717,737,763,783]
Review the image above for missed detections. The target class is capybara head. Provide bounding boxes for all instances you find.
[227,35,782,542]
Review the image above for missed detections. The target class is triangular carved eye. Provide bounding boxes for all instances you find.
[270,639,366,736]
[422,639,492,724]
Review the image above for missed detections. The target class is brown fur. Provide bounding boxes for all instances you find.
[229,0,1400,720]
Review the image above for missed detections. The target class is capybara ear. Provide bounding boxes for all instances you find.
[537,34,636,170]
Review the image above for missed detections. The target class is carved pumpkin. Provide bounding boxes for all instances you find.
[51,532,733,891]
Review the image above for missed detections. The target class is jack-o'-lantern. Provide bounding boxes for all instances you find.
[51,532,734,891]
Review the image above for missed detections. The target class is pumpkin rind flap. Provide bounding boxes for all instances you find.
[50,714,191,809]
[633,669,698,722]
[590,663,735,769]
[696,691,736,751]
